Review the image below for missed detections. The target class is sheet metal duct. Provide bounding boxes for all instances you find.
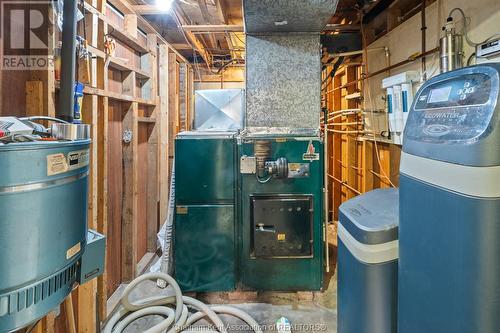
[243,0,338,33]
[194,89,244,130]
[243,0,339,131]
[245,34,322,129]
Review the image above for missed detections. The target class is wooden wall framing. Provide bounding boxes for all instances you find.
[322,60,401,234]
[10,0,195,331]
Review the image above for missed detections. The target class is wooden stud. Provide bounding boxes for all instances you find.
[64,296,77,333]
[26,81,44,117]
[362,140,374,193]
[168,52,178,161]
[345,66,358,199]
[389,144,401,187]
[121,101,139,281]
[97,96,109,320]
[158,45,170,225]
[41,312,56,333]
[332,75,342,220]
[147,121,159,252]
[77,93,98,333]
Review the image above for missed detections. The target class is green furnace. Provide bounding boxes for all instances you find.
[238,132,324,291]
[174,131,238,292]
[174,131,324,291]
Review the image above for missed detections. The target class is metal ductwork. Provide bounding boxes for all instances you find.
[243,0,338,33]
[243,0,339,131]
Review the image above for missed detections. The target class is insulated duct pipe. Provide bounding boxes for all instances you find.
[58,0,78,123]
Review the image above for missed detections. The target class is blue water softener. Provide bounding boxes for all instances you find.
[338,189,399,333]
[399,64,500,333]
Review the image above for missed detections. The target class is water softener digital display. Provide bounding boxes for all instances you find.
[405,70,498,143]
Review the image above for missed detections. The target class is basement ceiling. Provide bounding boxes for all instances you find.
[126,0,425,75]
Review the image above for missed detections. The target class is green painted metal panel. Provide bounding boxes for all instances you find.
[238,137,324,291]
[175,133,236,204]
[174,205,236,291]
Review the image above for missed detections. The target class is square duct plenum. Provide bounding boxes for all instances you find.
[245,34,321,129]
[194,89,244,130]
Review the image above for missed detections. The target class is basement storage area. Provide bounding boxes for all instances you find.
[0,0,499,332]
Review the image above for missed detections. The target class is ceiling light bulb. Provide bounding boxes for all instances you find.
[156,0,174,12]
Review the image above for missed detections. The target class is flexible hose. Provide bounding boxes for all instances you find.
[104,273,263,333]
[19,116,70,124]
[158,163,176,288]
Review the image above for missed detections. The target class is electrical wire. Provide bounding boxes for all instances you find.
[448,8,500,47]
[467,52,476,66]
[231,31,246,46]
[321,56,344,90]
[20,116,69,124]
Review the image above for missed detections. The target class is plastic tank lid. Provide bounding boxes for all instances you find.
[339,188,399,245]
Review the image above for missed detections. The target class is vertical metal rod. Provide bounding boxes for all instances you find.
[421,0,428,81]
[323,108,330,273]
[58,0,78,122]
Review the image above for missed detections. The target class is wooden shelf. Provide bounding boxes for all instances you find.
[108,56,131,72]
[135,68,151,80]
[83,86,156,106]
[108,21,149,54]
[108,56,151,80]
[137,116,156,123]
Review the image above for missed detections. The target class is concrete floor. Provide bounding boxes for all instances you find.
[117,241,338,332]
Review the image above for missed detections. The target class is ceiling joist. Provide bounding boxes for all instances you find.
[181,24,244,32]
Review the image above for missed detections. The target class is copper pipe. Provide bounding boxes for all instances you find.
[369,169,392,183]
[324,48,439,94]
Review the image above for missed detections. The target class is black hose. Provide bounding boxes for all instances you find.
[321,56,344,89]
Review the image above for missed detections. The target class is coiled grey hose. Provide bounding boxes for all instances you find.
[104,273,263,333]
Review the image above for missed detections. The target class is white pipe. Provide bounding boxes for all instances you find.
[326,129,365,134]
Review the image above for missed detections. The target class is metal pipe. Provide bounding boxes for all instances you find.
[328,122,361,126]
[369,169,393,184]
[323,116,330,273]
[421,0,427,81]
[367,47,439,78]
[327,174,361,195]
[326,129,365,134]
[328,50,364,58]
[58,0,78,123]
